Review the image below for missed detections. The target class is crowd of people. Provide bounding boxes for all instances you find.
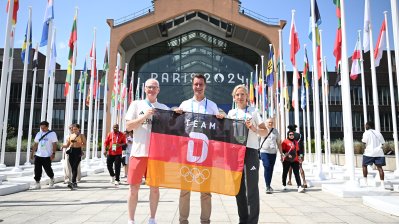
[29,74,387,224]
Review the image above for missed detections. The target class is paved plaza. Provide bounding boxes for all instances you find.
[1,165,399,224]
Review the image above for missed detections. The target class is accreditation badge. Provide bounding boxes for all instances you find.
[112,144,117,151]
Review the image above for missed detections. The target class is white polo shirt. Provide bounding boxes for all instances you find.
[34,131,58,157]
[179,97,219,115]
[227,106,262,149]
[125,99,169,157]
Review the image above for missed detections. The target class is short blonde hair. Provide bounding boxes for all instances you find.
[231,84,249,98]
[145,78,160,88]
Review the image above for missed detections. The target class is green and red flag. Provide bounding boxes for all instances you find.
[333,0,342,69]
[65,16,77,96]
[6,0,19,25]
[146,110,248,196]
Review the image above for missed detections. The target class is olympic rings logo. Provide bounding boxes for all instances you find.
[180,166,210,184]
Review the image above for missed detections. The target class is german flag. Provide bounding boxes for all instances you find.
[146,110,248,196]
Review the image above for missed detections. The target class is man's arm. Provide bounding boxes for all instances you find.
[51,142,57,160]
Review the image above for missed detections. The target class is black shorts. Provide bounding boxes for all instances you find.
[362,155,386,166]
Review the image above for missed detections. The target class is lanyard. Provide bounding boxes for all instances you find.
[145,99,154,108]
[112,132,119,144]
[191,98,207,114]
[235,106,248,121]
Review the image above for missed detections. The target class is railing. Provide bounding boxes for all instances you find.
[114,6,154,26]
[238,6,280,26]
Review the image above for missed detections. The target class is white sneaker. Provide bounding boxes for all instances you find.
[110,176,115,184]
[115,181,119,187]
[148,218,157,224]
[32,182,41,190]
[282,185,287,191]
[298,186,305,193]
[49,178,55,188]
[127,220,135,224]
[379,184,386,190]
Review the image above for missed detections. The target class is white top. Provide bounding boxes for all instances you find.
[362,129,385,157]
[259,128,280,154]
[125,100,169,157]
[34,131,58,157]
[227,106,262,149]
[179,97,219,115]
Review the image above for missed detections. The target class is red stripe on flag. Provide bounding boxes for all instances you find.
[148,133,246,172]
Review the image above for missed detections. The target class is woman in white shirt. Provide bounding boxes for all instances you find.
[227,84,267,224]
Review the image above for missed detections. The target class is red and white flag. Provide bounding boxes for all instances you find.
[289,12,300,67]
[374,20,386,67]
[350,36,361,80]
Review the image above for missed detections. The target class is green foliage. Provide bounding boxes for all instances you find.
[7,124,16,139]
[330,139,344,154]
[353,140,365,154]
[5,138,31,152]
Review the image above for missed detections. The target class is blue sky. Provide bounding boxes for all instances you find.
[0,0,393,72]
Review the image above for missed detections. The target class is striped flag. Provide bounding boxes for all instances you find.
[40,0,54,47]
[303,47,311,88]
[350,35,361,80]
[6,0,19,25]
[249,73,254,105]
[64,16,77,96]
[146,110,248,196]
[112,66,120,107]
[374,20,386,67]
[266,47,274,87]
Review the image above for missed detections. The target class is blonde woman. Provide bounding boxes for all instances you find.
[227,84,267,224]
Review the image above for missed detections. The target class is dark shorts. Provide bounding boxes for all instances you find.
[362,155,386,166]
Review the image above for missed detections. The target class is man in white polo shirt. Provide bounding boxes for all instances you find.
[125,78,169,224]
[174,73,224,224]
[31,121,58,189]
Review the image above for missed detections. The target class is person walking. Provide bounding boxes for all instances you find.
[174,74,224,224]
[30,121,58,189]
[62,123,86,190]
[259,118,282,194]
[104,124,126,187]
[281,130,305,193]
[227,84,267,224]
[361,121,386,189]
[125,78,169,224]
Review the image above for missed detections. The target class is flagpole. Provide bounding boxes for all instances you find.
[47,28,56,129]
[365,0,381,131]
[383,11,399,177]
[15,7,33,170]
[86,28,96,167]
[270,44,275,118]
[358,30,368,126]
[0,0,14,167]
[92,81,99,160]
[77,71,83,123]
[101,47,109,163]
[310,0,324,180]
[1,29,15,166]
[69,8,78,130]
[278,30,285,140]
[390,0,399,176]
[340,0,356,184]
[94,82,101,160]
[284,64,289,136]
[301,76,308,163]
[320,30,328,167]
[306,67,312,163]
[324,56,331,168]
[261,56,265,118]
[255,64,258,108]
[40,20,53,122]
[81,58,88,134]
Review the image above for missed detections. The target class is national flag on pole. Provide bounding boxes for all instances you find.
[334,61,341,87]
[266,48,274,87]
[120,64,128,102]
[103,46,109,72]
[32,46,38,72]
[21,19,32,63]
[308,0,322,42]
[40,0,54,47]
[146,109,248,196]
[350,35,362,80]
[90,40,97,97]
[128,78,133,104]
[363,0,371,52]
[333,0,342,68]
[64,16,77,97]
[6,0,19,25]
[303,47,311,88]
[112,66,120,107]
[48,29,56,76]
[78,59,87,93]
[300,77,306,110]
[289,12,300,67]
[374,20,386,67]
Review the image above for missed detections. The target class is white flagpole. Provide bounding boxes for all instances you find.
[384,11,399,177]
[261,56,265,118]
[101,60,109,163]
[365,0,381,131]
[324,56,331,168]
[77,71,83,123]
[390,0,399,176]
[270,44,275,118]
[340,0,356,184]
[1,29,15,166]
[358,30,368,126]
[320,30,328,166]
[92,82,99,160]
[306,69,312,163]
[40,20,53,122]
[0,0,15,167]
[141,83,145,100]
[278,30,285,140]
[15,7,33,170]
[81,61,88,134]
[255,64,258,108]
[26,44,39,166]
[95,84,101,160]
[85,28,96,166]
[310,0,324,180]
[301,77,308,163]
[47,28,56,129]
[284,64,289,135]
